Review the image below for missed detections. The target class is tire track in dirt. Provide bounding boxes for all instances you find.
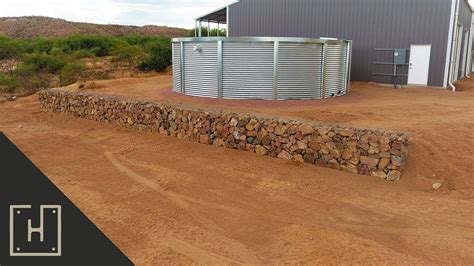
[103,150,260,264]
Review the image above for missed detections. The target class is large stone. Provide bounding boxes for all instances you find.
[341,150,353,160]
[303,154,315,164]
[368,145,380,155]
[298,124,314,135]
[274,125,288,136]
[246,120,257,131]
[338,129,354,137]
[328,159,340,169]
[278,150,292,160]
[289,145,299,152]
[293,154,304,163]
[331,149,341,159]
[378,157,390,170]
[360,156,379,168]
[308,142,321,151]
[229,117,238,127]
[261,135,272,146]
[287,125,298,135]
[358,164,369,175]
[255,145,268,155]
[296,141,308,150]
[391,156,403,167]
[371,170,387,179]
[387,170,401,181]
[432,183,442,190]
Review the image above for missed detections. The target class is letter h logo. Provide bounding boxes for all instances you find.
[9,205,62,256]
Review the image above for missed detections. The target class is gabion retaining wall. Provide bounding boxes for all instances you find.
[38,89,410,181]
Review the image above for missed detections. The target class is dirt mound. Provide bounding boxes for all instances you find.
[0,16,188,39]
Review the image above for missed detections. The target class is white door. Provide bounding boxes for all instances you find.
[408,45,431,86]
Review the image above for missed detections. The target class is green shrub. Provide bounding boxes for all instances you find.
[14,64,51,91]
[138,42,171,72]
[0,37,21,60]
[58,34,117,57]
[187,27,227,37]
[112,43,144,64]
[22,53,68,74]
[60,62,85,86]
[0,74,19,93]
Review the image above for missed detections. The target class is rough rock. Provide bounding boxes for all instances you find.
[278,150,292,160]
[360,156,379,168]
[298,124,314,135]
[432,183,442,190]
[293,154,304,163]
[255,145,268,155]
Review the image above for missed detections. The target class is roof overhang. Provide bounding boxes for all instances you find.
[195,1,239,24]
[196,7,227,23]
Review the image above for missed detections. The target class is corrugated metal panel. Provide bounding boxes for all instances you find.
[458,0,472,29]
[183,42,218,98]
[172,38,351,100]
[172,42,181,93]
[229,0,453,87]
[277,42,324,99]
[325,43,348,98]
[222,42,274,99]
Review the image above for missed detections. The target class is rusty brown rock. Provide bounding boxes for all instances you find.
[338,129,354,137]
[278,150,292,160]
[255,145,268,155]
[298,124,314,135]
[378,157,390,170]
[360,156,379,168]
[293,154,304,163]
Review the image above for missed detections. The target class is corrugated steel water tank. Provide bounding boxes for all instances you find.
[172,37,352,100]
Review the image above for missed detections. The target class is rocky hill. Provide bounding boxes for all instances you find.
[0,16,188,39]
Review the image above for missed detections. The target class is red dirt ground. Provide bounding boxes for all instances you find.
[0,75,473,264]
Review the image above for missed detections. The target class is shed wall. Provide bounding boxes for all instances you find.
[228,0,453,87]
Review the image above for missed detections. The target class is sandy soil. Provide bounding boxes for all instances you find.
[0,75,473,264]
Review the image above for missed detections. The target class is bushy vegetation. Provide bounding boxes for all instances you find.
[0,34,172,94]
[187,27,227,37]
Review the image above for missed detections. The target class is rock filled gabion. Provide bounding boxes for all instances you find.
[38,89,410,181]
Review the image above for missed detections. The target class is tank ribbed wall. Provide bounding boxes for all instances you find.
[172,37,351,100]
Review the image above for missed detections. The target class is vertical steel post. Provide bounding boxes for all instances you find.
[345,41,352,94]
[273,41,279,100]
[180,42,185,94]
[217,22,220,37]
[322,43,328,99]
[194,20,197,37]
[208,21,210,37]
[226,6,229,37]
[198,20,202,37]
[217,41,223,99]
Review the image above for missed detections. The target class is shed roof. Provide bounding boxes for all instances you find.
[196,6,227,23]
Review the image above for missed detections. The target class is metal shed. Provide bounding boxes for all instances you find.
[195,0,474,89]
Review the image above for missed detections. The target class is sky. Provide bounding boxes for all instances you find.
[0,0,236,29]
[0,0,473,29]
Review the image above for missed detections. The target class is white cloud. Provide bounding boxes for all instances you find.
[0,0,235,28]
